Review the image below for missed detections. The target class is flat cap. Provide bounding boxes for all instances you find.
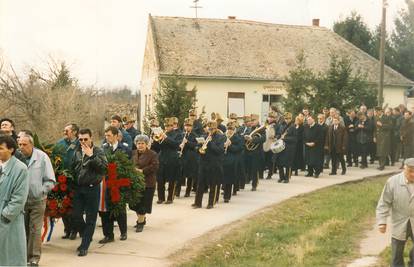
[405,158,414,168]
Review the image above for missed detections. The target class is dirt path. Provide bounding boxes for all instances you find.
[41,166,399,267]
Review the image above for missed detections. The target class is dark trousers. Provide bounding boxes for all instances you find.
[307,164,321,176]
[184,175,196,196]
[392,222,414,267]
[358,143,369,167]
[278,167,292,181]
[62,214,77,235]
[379,156,387,169]
[72,184,100,250]
[331,152,346,174]
[346,149,358,166]
[223,184,233,201]
[264,151,276,177]
[369,142,376,163]
[194,165,221,207]
[100,211,127,238]
[157,180,176,202]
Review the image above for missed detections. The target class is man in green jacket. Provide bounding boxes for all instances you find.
[374,107,393,170]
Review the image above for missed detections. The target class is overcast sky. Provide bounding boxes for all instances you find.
[0,0,409,91]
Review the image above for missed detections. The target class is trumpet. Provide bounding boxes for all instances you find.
[199,134,212,155]
[178,132,189,158]
[151,127,165,143]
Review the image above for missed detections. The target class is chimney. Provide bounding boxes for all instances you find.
[312,18,320,27]
[228,16,236,20]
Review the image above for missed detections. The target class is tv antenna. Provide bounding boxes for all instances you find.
[190,0,202,18]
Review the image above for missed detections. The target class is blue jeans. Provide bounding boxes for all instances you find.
[73,184,100,250]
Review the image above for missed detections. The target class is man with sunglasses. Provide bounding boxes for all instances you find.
[71,128,107,257]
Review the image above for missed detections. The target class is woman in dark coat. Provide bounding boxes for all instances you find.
[130,134,159,232]
[292,115,305,175]
[275,113,297,183]
[222,121,243,202]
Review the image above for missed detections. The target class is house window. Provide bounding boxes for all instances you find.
[228,92,245,118]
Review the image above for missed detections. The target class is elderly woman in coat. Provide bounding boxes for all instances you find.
[0,135,29,266]
[130,134,159,233]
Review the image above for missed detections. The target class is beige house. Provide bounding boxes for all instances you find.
[139,15,413,126]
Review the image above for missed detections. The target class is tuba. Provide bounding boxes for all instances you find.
[245,123,267,151]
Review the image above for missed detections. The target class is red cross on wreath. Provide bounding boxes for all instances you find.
[106,162,131,203]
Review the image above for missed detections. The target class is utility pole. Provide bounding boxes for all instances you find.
[378,0,387,107]
[190,0,202,19]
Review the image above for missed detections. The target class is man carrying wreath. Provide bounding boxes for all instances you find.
[98,126,132,244]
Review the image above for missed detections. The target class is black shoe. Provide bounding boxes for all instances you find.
[266,175,272,180]
[305,173,312,177]
[313,174,319,178]
[98,236,114,244]
[165,200,173,204]
[377,167,385,171]
[232,192,237,196]
[329,172,336,175]
[62,233,70,239]
[282,179,289,183]
[251,187,257,191]
[78,249,88,257]
[69,232,77,240]
[184,193,190,197]
[136,223,145,233]
[206,205,213,209]
[192,203,201,209]
[156,200,164,204]
[277,179,283,183]
[76,245,82,252]
[341,170,346,175]
[224,199,229,203]
[120,234,127,241]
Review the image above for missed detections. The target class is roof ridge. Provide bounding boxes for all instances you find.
[151,15,330,31]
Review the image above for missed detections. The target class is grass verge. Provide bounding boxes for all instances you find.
[179,176,388,267]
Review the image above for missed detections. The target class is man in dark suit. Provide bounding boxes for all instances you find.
[304,115,324,178]
[325,116,348,175]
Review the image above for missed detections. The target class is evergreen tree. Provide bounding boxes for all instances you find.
[284,53,377,115]
[283,51,314,114]
[310,54,377,114]
[333,12,373,55]
[391,0,414,80]
[153,69,197,127]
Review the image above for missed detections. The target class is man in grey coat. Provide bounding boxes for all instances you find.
[0,135,29,266]
[18,133,55,266]
[377,158,414,267]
